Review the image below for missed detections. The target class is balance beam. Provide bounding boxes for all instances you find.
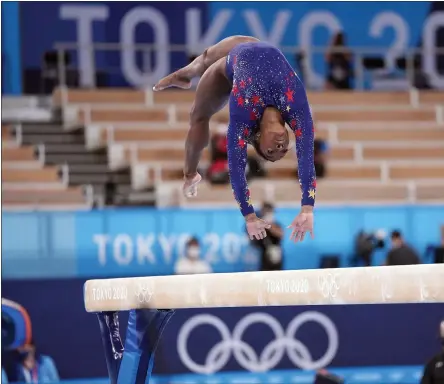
[84,264,444,312]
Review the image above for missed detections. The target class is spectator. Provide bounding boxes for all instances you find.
[249,203,284,271]
[325,32,352,90]
[294,51,306,85]
[385,230,421,265]
[175,237,212,275]
[314,138,328,178]
[421,320,444,384]
[15,340,59,383]
[207,123,265,185]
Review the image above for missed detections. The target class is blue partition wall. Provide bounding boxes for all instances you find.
[2,205,444,383]
[2,277,444,383]
[2,205,443,279]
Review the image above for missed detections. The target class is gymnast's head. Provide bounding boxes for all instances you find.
[252,107,289,162]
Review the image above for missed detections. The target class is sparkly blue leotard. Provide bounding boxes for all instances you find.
[225,41,316,216]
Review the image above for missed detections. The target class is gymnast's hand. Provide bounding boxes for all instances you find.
[288,207,314,243]
[153,69,192,91]
[245,213,272,240]
[183,173,202,198]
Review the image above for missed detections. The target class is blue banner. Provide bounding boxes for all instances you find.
[208,2,438,88]
[2,205,444,279]
[2,279,443,381]
[17,1,444,89]
[1,1,22,94]
[19,2,208,87]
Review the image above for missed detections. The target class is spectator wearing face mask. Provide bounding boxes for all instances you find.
[421,320,444,384]
[249,202,284,271]
[385,230,421,266]
[174,237,213,275]
[14,340,59,384]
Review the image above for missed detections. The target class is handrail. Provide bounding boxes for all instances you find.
[52,42,444,90]
[172,179,444,208]
[53,42,444,54]
[436,105,444,125]
[60,163,70,186]
[14,123,23,146]
[83,184,95,207]
[107,140,444,149]
[36,143,46,165]
[71,102,440,111]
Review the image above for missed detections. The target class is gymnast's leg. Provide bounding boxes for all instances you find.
[117,309,175,384]
[183,60,231,181]
[153,35,259,196]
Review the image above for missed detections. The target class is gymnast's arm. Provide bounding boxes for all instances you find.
[153,36,260,90]
[283,91,316,211]
[227,122,255,218]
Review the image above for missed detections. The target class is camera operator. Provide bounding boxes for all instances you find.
[384,230,420,266]
[353,230,386,266]
[249,202,284,271]
[421,320,444,384]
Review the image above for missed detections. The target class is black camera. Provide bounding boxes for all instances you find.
[353,230,386,266]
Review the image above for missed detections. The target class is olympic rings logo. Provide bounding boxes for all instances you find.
[177,311,339,374]
[134,282,153,303]
[318,273,340,298]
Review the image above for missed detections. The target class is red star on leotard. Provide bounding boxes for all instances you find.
[238,138,246,148]
[232,85,239,96]
[250,110,257,121]
[233,56,238,65]
[295,128,302,138]
[243,128,249,136]
[290,72,294,77]
[285,88,294,102]
[312,180,317,188]
[237,97,244,106]
[290,119,297,129]
[246,189,250,197]
[240,80,246,88]
[252,95,260,105]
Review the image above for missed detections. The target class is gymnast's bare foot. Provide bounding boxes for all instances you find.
[153,70,192,91]
[183,173,202,198]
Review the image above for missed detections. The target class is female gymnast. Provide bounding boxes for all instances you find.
[154,36,315,243]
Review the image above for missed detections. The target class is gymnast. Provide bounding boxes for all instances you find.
[154,36,316,243]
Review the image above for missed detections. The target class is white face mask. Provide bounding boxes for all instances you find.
[187,246,200,260]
